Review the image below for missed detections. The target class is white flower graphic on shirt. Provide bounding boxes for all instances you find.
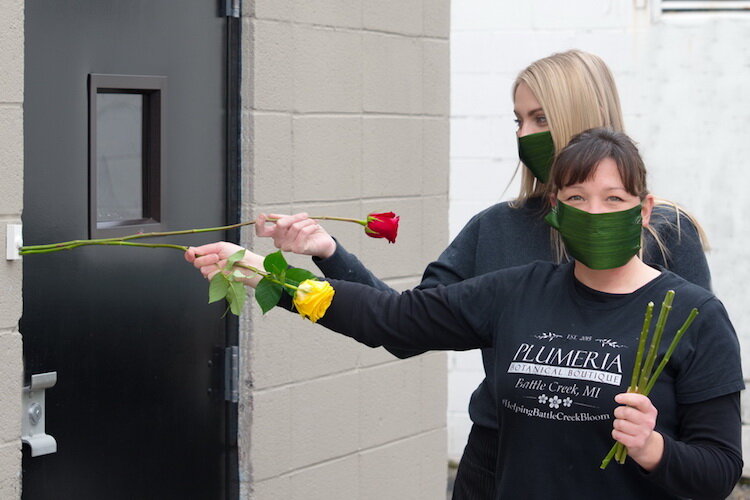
[563,397,573,407]
[535,332,562,342]
[538,394,548,404]
[548,396,561,409]
[595,338,625,348]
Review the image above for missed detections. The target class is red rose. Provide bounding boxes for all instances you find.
[364,212,399,243]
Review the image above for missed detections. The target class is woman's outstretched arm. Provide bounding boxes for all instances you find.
[185,242,496,352]
[253,211,486,357]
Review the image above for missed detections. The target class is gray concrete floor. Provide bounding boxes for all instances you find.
[730,482,750,500]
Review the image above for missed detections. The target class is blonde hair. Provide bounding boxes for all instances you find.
[511,50,624,202]
[508,49,708,259]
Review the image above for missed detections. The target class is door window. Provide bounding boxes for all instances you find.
[88,74,165,237]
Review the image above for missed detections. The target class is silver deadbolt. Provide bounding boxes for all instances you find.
[22,372,57,457]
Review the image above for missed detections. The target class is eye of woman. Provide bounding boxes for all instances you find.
[606,195,625,202]
[565,194,583,202]
[535,115,548,126]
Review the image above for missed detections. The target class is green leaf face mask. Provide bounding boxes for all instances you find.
[517,131,555,183]
[545,201,643,270]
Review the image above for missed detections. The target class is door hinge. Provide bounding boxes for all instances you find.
[223,0,241,18]
[224,346,239,402]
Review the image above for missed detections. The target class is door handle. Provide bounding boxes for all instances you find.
[22,371,57,457]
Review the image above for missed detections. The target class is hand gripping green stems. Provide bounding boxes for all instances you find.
[600,290,699,469]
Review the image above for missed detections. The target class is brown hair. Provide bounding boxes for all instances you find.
[550,128,648,200]
[548,128,709,262]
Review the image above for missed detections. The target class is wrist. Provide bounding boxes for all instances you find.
[237,252,266,288]
[316,238,337,259]
[631,431,664,471]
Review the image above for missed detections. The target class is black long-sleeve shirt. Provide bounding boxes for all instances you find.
[313,198,712,430]
[313,262,742,499]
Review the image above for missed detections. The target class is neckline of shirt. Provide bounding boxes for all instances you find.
[565,262,668,311]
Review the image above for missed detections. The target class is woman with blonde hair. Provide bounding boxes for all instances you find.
[212,51,712,499]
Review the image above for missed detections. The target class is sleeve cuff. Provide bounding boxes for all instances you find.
[638,431,673,483]
[312,237,351,275]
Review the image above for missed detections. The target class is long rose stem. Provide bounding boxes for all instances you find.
[20,216,367,254]
[20,241,191,254]
[232,262,298,291]
[20,222,258,252]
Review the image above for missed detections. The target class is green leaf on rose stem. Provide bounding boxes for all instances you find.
[263,250,288,276]
[227,279,247,316]
[208,273,231,304]
[226,249,246,269]
[255,277,283,314]
[285,267,317,285]
[233,269,248,280]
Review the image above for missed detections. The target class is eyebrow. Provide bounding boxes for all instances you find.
[512,107,544,117]
[562,185,628,191]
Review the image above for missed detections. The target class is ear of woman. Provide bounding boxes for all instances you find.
[641,194,655,227]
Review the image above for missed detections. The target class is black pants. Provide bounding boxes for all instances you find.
[452,424,497,500]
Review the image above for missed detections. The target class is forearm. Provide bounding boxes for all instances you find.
[313,239,396,293]
[646,434,741,498]
[315,280,489,351]
[313,240,438,358]
[643,393,742,498]
[311,225,480,357]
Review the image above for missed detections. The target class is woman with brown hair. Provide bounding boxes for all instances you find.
[187,128,741,499]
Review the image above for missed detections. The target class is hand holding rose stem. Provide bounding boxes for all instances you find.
[600,290,699,469]
[196,246,334,320]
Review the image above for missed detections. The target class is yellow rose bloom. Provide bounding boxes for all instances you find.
[293,279,335,323]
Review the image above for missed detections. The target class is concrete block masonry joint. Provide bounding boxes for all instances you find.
[6,224,22,261]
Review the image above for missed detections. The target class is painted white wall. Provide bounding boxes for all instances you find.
[449,0,750,464]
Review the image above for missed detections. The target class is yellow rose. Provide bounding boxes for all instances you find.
[293,279,335,323]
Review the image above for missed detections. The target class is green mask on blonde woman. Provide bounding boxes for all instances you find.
[517,131,555,183]
[545,201,643,270]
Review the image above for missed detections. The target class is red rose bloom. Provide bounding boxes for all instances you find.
[365,212,399,243]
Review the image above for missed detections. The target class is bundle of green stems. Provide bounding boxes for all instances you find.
[600,290,699,469]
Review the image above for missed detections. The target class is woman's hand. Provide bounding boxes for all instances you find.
[185,241,265,287]
[612,392,664,471]
[256,213,336,259]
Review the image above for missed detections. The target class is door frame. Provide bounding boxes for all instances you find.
[224,5,241,499]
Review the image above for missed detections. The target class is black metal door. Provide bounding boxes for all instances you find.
[22,2,237,498]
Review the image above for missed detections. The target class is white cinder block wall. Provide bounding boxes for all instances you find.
[0,0,23,497]
[449,0,750,466]
[241,1,450,498]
